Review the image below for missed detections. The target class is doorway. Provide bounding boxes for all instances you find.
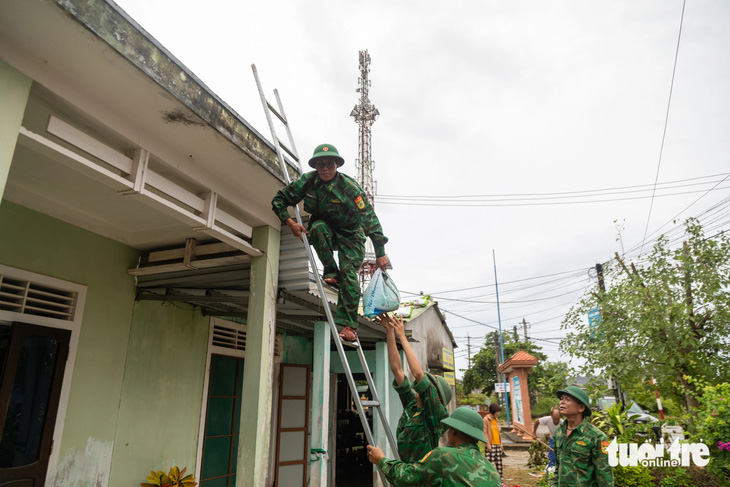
[0,322,70,486]
[334,373,373,487]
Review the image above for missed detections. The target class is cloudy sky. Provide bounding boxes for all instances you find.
[113,0,730,377]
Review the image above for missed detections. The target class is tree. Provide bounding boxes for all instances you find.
[562,220,730,414]
[461,332,567,404]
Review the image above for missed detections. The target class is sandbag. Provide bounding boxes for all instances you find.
[362,269,400,318]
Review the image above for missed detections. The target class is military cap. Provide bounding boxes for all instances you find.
[426,373,453,407]
[557,385,592,417]
[441,407,488,443]
[308,143,344,168]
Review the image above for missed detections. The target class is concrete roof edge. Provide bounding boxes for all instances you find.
[56,0,300,184]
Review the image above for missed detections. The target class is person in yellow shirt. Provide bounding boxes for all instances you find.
[483,402,503,481]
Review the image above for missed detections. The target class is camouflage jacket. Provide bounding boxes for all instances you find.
[379,443,502,486]
[271,171,388,257]
[394,376,450,463]
[554,419,614,487]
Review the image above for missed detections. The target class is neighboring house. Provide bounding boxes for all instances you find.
[398,298,458,412]
[0,1,399,486]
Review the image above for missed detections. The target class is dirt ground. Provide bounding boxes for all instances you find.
[500,448,547,487]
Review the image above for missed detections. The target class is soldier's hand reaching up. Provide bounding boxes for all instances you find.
[391,315,406,340]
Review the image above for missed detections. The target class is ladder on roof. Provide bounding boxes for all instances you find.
[252,65,400,485]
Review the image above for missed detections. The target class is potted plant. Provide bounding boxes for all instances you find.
[141,466,197,487]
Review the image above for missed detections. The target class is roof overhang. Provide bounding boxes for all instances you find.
[0,0,301,251]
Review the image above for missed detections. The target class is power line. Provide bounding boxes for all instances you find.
[639,0,687,256]
[377,173,728,201]
[376,185,730,208]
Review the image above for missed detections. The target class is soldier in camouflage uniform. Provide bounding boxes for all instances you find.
[367,406,501,486]
[271,144,389,341]
[554,386,614,487]
[379,314,451,462]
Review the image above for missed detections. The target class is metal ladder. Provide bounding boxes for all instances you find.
[252,65,400,485]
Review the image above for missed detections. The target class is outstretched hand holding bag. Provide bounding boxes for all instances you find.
[363,269,400,318]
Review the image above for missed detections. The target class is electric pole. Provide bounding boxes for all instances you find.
[467,333,471,369]
[521,318,529,343]
[596,262,624,408]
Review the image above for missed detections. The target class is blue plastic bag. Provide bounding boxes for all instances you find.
[362,269,400,318]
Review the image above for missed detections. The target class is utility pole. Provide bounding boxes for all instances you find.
[596,262,624,409]
[513,325,519,342]
[521,318,529,343]
[493,250,511,424]
[467,333,472,369]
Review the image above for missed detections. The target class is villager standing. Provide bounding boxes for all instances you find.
[532,406,563,468]
[366,407,501,486]
[271,144,389,341]
[484,402,504,481]
[554,386,614,487]
[379,314,451,462]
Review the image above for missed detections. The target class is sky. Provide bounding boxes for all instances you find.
[112,0,730,378]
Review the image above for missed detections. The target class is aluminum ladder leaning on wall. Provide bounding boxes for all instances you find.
[252,65,399,486]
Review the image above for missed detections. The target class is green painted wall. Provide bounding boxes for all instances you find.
[109,300,209,486]
[0,60,31,201]
[0,201,139,485]
[283,334,313,365]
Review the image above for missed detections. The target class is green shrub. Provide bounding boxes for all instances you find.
[692,383,730,482]
[532,395,559,418]
[613,465,654,487]
[527,436,549,468]
[656,467,691,487]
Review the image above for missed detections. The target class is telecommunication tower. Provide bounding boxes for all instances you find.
[350,50,380,289]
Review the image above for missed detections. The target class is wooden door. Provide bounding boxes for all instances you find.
[274,364,310,487]
[0,322,70,487]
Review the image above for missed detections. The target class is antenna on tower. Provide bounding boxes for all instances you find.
[350,50,380,289]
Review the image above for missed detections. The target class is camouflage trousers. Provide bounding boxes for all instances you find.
[309,220,365,330]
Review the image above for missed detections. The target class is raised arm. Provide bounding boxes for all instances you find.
[392,315,424,382]
[378,314,405,385]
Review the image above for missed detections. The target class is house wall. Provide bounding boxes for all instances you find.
[0,200,139,485]
[0,60,31,202]
[405,307,456,410]
[109,300,209,486]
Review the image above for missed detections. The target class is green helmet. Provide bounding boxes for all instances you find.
[441,407,488,443]
[556,385,592,417]
[426,373,453,407]
[308,143,344,168]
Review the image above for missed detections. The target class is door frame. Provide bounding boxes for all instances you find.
[0,322,71,485]
[0,264,87,486]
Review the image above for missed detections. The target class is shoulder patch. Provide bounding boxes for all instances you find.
[419,450,432,463]
[576,440,587,446]
[601,441,609,454]
[354,195,365,209]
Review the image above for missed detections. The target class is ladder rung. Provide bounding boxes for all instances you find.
[278,139,298,160]
[361,400,380,408]
[266,101,287,123]
[341,338,360,348]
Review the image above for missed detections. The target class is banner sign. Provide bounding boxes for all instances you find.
[442,347,454,371]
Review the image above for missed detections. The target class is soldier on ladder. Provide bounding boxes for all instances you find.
[272,143,390,342]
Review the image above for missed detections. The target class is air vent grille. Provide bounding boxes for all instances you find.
[0,274,78,321]
[211,320,282,357]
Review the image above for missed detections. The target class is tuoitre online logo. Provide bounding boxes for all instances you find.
[606,438,710,468]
